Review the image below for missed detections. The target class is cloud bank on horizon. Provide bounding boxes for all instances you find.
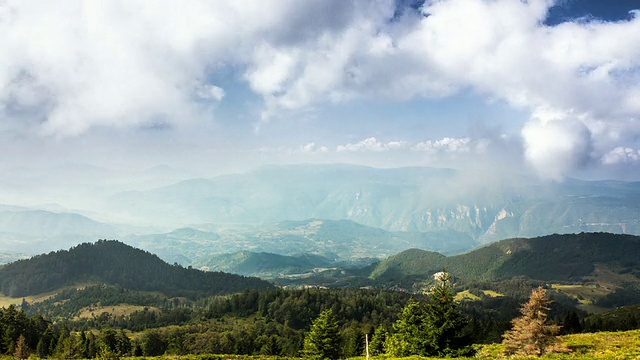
[1,0,640,179]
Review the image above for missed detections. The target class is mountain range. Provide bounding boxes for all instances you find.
[104,164,640,243]
[125,219,478,267]
[2,164,640,266]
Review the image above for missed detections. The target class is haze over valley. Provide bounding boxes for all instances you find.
[1,163,640,277]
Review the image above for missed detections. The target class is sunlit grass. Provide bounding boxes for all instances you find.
[75,304,161,320]
[481,290,504,297]
[476,329,640,359]
[455,290,481,301]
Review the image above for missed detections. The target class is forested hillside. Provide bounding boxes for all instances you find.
[0,240,272,298]
[1,237,639,358]
[368,232,640,283]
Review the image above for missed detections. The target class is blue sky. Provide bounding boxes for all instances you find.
[1,0,640,181]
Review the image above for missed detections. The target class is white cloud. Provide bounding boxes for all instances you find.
[522,118,593,179]
[300,142,329,154]
[602,147,640,165]
[239,0,640,177]
[413,137,474,154]
[336,137,409,153]
[335,136,490,156]
[2,0,640,178]
[0,0,377,135]
[194,84,225,102]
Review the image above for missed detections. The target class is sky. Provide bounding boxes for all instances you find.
[1,0,640,183]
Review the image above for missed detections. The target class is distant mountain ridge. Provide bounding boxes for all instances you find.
[104,164,640,242]
[125,218,479,266]
[0,209,120,254]
[0,210,115,237]
[0,240,272,298]
[197,251,336,278]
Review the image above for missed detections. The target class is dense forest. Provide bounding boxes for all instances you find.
[0,240,272,298]
[8,284,609,357]
[5,283,638,358]
[1,236,640,358]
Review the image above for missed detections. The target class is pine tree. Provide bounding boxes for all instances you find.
[369,325,388,355]
[423,271,472,357]
[502,287,565,356]
[303,309,340,360]
[385,299,425,356]
[13,335,29,360]
[386,271,472,357]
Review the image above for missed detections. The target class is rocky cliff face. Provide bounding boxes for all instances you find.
[104,164,640,242]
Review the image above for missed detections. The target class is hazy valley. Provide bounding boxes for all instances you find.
[2,164,640,269]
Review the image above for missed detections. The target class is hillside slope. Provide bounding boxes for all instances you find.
[0,240,272,298]
[368,232,640,284]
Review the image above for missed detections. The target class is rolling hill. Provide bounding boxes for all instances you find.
[366,233,640,287]
[0,240,272,298]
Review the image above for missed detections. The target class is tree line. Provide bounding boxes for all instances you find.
[4,276,639,358]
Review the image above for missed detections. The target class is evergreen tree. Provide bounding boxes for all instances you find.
[140,329,166,356]
[303,309,340,360]
[13,335,29,360]
[36,337,49,359]
[502,287,565,356]
[259,335,281,356]
[369,325,388,355]
[561,311,582,334]
[386,271,472,357]
[342,325,364,357]
[385,299,424,356]
[423,271,472,356]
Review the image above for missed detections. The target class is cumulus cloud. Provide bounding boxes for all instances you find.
[241,0,640,177]
[602,147,640,165]
[300,142,329,154]
[336,137,409,152]
[335,136,491,157]
[522,117,593,179]
[2,0,640,178]
[0,0,386,136]
[413,137,484,154]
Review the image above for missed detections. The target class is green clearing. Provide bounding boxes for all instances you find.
[481,289,504,297]
[0,289,58,307]
[75,304,161,319]
[551,284,612,304]
[454,289,481,301]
